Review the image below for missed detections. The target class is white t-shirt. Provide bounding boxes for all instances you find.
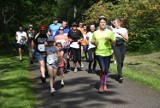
[16,31,27,44]
[86,31,95,50]
[112,27,128,38]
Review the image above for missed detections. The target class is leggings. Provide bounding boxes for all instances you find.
[97,55,111,85]
[87,48,96,70]
[113,44,126,77]
[71,48,81,64]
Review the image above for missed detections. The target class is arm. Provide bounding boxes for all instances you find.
[117,29,128,41]
[91,32,98,46]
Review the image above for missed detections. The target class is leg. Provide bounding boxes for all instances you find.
[48,66,57,93]
[71,48,78,72]
[59,67,64,87]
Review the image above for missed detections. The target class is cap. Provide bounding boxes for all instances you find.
[72,22,77,27]
[39,25,46,30]
[47,36,54,42]
[53,17,58,20]
[29,24,33,28]
[59,26,64,30]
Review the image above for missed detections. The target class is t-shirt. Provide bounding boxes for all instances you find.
[68,29,83,49]
[54,34,68,48]
[45,46,58,67]
[86,31,95,50]
[16,31,27,44]
[27,30,36,42]
[58,50,64,67]
[48,23,61,38]
[34,33,48,52]
[92,29,115,56]
[112,27,128,39]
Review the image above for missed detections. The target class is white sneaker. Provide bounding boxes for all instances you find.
[74,68,78,73]
[114,60,117,64]
[61,81,64,87]
[81,63,84,68]
[50,88,56,94]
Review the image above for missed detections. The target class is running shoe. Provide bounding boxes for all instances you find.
[103,85,108,91]
[74,68,78,73]
[81,63,84,68]
[61,81,64,87]
[50,88,56,94]
[99,85,104,93]
[40,76,46,83]
[119,77,123,83]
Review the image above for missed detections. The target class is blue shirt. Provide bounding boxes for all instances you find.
[54,28,70,36]
[48,23,61,38]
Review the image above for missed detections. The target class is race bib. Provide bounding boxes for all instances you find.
[20,36,26,45]
[38,44,45,52]
[47,54,58,65]
[70,42,79,49]
[56,40,66,47]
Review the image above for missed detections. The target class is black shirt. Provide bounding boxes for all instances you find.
[68,29,83,42]
[33,33,48,52]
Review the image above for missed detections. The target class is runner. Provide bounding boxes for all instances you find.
[77,21,83,32]
[54,26,69,72]
[112,18,129,83]
[48,17,61,40]
[68,22,83,73]
[86,23,97,74]
[56,42,66,87]
[45,37,59,94]
[16,26,28,61]
[32,25,49,83]
[54,21,70,70]
[80,24,88,61]
[91,16,115,93]
[27,24,36,64]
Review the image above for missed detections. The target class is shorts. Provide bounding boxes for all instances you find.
[47,63,58,69]
[35,52,45,62]
[17,43,25,49]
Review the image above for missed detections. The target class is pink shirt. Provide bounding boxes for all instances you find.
[58,50,64,67]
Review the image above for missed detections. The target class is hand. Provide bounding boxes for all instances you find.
[31,49,35,54]
[94,41,99,46]
[105,37,111,42]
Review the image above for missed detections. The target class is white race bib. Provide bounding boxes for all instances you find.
[38,44,45,52]
[70,42,79,49]
[47,54,58,65]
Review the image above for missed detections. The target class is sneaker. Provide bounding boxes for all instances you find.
[81,63,84,68]
[114,60,117,64]
[74,68,78,73]
[103,85,108,91]
[20,57,22,61]
[40,76,46,83]
[92,69,96,74]
[61,81,64,87]
[119,77,123,83]
[99,85,104,93]
[50,88,56,94]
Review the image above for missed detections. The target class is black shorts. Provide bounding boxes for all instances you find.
[17,43,25,49]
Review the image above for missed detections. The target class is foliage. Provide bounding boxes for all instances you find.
[84,0,160,52]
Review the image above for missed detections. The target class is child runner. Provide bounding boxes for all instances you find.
[45,37,59,94]
[56,42,66,87]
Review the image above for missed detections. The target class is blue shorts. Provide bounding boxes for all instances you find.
[35,52,45,62]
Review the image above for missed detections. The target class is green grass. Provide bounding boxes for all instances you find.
[110,52,160,90]
[0,54,37,108]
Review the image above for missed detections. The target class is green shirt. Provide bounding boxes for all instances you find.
[92,29,115,56]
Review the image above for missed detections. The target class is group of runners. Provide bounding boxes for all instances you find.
[15,16,128,94]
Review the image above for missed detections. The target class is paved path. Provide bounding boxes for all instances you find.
[29,61,160,108]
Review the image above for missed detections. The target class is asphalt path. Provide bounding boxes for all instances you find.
[29,61,160,108]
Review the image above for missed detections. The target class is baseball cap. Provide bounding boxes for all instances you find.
[53,17,58,20]
[39,25,46,30]
[59,26,64,30]
[72,22,77,27]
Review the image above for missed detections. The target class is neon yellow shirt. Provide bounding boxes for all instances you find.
[92,29,115,56]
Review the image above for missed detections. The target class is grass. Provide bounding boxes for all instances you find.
[110,52,160,90]
[0,52,37,108]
